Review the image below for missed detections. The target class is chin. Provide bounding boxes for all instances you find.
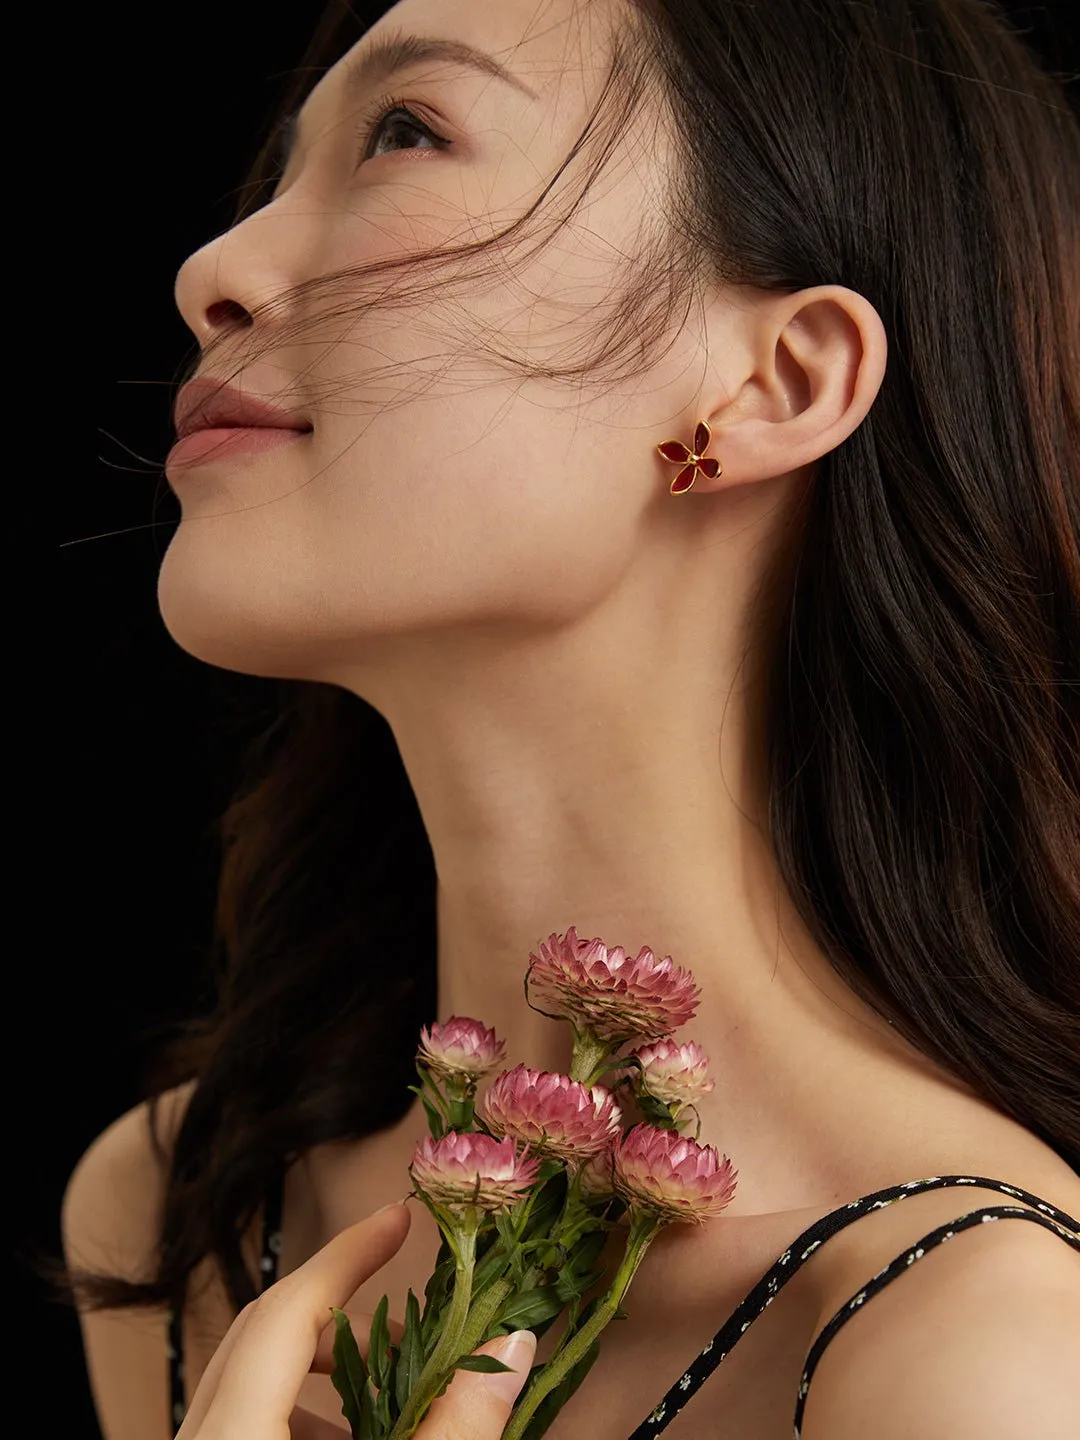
[156,541,306,681]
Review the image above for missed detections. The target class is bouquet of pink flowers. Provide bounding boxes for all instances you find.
[330,927,739,1440]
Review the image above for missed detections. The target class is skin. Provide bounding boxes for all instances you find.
[152,0,1080,1433]
[175,1204,538,1440]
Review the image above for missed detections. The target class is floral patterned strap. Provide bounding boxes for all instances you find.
[166,1303,185,1434]
[792,1203,1080,1438]
[630,1174,1079,1439]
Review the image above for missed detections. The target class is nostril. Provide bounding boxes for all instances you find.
[206,299,252,329]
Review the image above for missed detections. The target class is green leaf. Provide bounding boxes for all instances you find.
[473,1254,512,1298]
[330,1307,369,1440]
[421,1254,455,1351]
[571,1228,610,1269]
[395,1289,424,1417]
[375,1360,395,1434]
[358,1373,379,1440]
[494,1286,566,1331]
[493,1208,518,1252]
[385,1344,402,1425]
[596,1053,641,1081]
[635,1091,678,1128]
[521,1172,567,1241]
[520,1337,602,1440]
[416,1088,447,1139]
[454,1354,516,1374]
[552,1268,605,1303]
[368,1294,391,1393]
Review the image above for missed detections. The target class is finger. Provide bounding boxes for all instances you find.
[176,1303,257,1436]
[309,1308,407,1375]
[416,1330,537,1440]
[200,1203,411,1431]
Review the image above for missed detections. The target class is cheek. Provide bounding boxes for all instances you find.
[305,398,643,626]
[156,401,645,682]
[158,181,666,676]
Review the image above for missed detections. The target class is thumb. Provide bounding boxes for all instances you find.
[417,1330,537,1439]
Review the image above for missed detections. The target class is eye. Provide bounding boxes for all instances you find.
[357,96,449,164]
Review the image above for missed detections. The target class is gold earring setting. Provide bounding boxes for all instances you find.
[656,420,722,495]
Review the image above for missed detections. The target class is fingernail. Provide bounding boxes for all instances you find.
[374,1200,406,1215]
[483,1331,537,1404]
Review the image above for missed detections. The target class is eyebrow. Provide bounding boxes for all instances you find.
[345,31,538,103]
[278,30,538,167]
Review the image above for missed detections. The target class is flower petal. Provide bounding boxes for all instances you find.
[526,930,701,1044]
[612,1123,738,1223]
[657,440,691,463]
[410,1131,541,1211]
[481,1064,622,1161]
[418,1017,507,1081]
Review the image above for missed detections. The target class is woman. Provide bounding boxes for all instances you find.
[64,0,1080,1436]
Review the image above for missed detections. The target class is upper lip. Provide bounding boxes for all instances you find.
[174,378,312,439]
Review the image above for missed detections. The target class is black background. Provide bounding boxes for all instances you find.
[37,4,1076,1434]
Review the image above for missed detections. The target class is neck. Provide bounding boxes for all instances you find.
[331,540,962,1216]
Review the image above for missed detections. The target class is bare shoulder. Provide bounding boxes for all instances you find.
[62,1081,196,1440]
[63,1080,196,1274]
[801,1187,1080,1440]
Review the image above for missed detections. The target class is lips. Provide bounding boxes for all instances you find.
[173,377,312,439]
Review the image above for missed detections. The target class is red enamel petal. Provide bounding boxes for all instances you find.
[670,464,697,494]
[697,456,720,478]
[693,421,711,456]
[657,440,691,463]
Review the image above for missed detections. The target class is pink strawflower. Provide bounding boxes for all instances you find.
[481,1064,622,1162]
[417,1016,506,1083]
[577,1146,618,1203]
[526,927,701,1044]
[632,1039,715,1107]
[612,1123,738,1224]
[410,1131,541,1212]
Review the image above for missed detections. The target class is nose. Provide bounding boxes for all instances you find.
[173,202,306,349]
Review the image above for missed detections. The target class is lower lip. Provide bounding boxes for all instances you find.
[166,426,310,470]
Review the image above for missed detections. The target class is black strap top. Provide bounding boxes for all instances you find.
[167,1173,1079,1437]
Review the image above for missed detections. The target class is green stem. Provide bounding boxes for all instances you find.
[569,1030,610,1086]
[447,1094,474,1129]
[501,1214,660,1440]
[389,1218,479,1440]
[457,1275,515,1355]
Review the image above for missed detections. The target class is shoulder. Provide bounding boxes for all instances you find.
[801,1207,1080,1440]
[62,1082,198,1440]
[62,1080,196,1278]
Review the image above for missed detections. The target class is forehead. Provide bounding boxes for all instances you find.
[310,0,616,115]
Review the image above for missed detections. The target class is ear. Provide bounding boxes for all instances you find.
[687,285,888,493]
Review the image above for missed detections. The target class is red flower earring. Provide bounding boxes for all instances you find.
[656,420,723,495]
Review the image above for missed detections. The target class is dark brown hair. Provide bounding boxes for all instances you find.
[74,0,1079,1319]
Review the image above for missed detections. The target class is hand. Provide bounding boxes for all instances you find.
[176,1201,537,1440]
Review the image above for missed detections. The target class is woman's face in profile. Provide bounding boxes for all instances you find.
[161,0,706,699]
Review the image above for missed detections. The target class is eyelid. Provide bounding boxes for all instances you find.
[267,91,451,201]
[354,91,450,163]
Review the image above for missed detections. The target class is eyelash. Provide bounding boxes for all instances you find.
[354,92,449,163]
